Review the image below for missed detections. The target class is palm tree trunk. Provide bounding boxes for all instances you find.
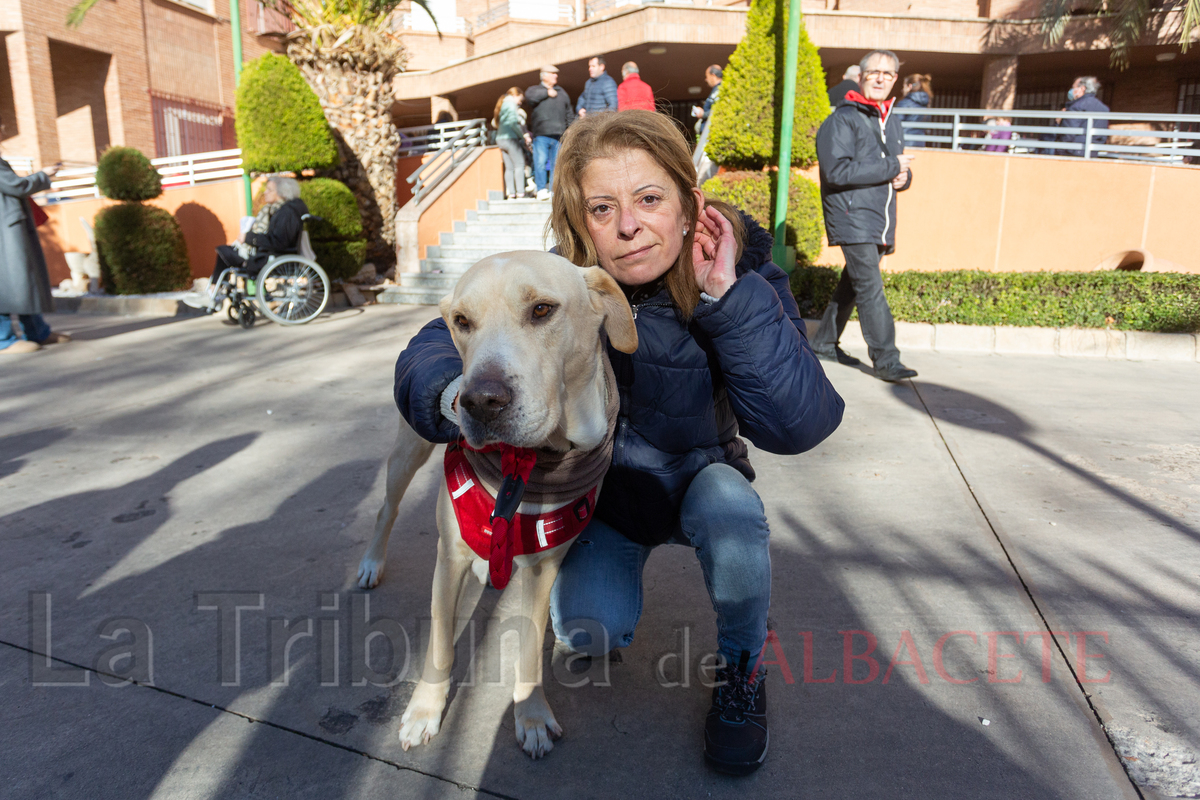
[287,32,404,268]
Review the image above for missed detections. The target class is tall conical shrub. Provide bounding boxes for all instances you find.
[236,53,338,173]
[92,147,190,294]
[706,0,830,170]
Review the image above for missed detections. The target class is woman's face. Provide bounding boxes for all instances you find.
[580,148,699,287]
[263,182,280,204]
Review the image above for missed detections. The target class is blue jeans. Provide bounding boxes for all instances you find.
[0,314,51,350]
[550,464,771,665]
[531,135,560,192]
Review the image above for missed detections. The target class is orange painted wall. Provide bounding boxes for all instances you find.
[814,150,1200,273]
[418,147,504,260]
[37,179,244,286]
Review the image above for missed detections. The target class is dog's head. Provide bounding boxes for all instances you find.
[440,251,637,451]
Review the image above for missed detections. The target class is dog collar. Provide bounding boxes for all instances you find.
[445,441,597,589]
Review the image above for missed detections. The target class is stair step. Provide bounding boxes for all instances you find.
[378,286,453,305]
[453,222,550,235]
[478,203,551,214]
[472,212,551,224]
[397,273,462,290]
[420,258,477,273]
[441,236,549,250]
[435,245,546,261]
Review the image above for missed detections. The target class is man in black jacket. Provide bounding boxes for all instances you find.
[812,50,918,382]
[524,65,573,200]
[827,65,861,107]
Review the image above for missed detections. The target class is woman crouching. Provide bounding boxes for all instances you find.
[395,110,844,774]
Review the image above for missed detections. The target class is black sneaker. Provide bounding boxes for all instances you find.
[873,363,918,382]
[704,653,768,776]
[812,345,862,366]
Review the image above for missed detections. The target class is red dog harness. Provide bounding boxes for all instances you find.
[445,440,597,590]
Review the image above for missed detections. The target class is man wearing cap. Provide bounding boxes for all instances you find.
[524,65,574,200]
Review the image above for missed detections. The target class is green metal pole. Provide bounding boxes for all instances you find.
[772,0,802,272]
[230,0,252,215]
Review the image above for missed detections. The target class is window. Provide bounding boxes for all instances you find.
[173,0,215,12]
[151,93,233,157]
[931,88,981,109]
[1179,79,1200,115]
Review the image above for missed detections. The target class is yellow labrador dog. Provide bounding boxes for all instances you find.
[357,251,637,758]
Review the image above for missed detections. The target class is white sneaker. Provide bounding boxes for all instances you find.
[182,289,225,311]
[536,189,550,201]
[181,291,212,310]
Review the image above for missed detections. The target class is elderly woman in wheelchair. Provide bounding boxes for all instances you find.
[183,175,331,327]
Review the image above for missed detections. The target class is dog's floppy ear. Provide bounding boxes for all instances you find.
[438,293,454,322]
[583,267,637,354]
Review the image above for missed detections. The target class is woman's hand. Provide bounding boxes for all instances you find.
[691,205,737,299]
[42,163,62,179]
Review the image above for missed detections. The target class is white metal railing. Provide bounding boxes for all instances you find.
[6,156,35,174]
[893,108,1200,164]
[406,118,488,204]
[397,11,471,33]
[398,119,487,157]
[476,1,574,26]
[28,149,245,203]
[586,0,692,18]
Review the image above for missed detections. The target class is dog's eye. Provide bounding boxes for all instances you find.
[453,314,471,332]
[531,303,554,320]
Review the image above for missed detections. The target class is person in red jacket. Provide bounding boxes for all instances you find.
[617,62,656,112]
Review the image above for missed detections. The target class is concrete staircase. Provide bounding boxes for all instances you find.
[380,192,552,305]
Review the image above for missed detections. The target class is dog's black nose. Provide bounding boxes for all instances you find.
[460,379,512,423]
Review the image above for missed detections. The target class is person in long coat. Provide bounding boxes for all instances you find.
[0,145,63,354]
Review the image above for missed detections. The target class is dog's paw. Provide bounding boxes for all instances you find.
[398,680,449,750]
[514,697,563,759]
[357,555,385,589]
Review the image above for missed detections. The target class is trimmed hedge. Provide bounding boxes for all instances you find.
[236,53,338,174]
[96,147,162,201]
[790,266,1200,333]
[94,204,191,294]
[706,0,829,170]
[313,241,369,281]
[298,177,366,281]
[703,170,823,265]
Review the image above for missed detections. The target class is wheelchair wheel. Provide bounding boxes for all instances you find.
[238,302,255,329]
[256,257,330,326]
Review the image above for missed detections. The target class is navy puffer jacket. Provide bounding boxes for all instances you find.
[393,213,844,546]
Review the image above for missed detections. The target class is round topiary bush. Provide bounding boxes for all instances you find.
[237,53,339,174]
[706,0,830,171]
[93,203,191,294]
[299,177,366,281]
[95,147,163,201]
[703,170,824,265]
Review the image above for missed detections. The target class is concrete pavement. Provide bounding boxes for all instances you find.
[1,306,1197,799]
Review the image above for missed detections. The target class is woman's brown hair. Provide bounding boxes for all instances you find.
[549,110,744,319]
[902,73,933,100]
[492,87,522,129]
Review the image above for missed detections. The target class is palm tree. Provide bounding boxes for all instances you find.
[1039,0,1199,69]
[69,0,438,268]
[268,0,437,267]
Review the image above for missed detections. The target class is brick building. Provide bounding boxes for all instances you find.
[4,0,1196,170]
[0,0,286,168]
[387,0,1200,127]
